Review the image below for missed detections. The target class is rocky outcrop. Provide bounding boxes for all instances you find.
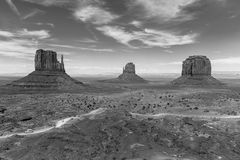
[101,63,147,83]
[122,63,136,74]
[118,63,146,82]
[35,49,65,72]
[182,56,211,76]
[6,49,84,90]
[172,55,222,86]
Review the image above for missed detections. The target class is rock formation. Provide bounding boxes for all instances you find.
[102,62,147,83]
[171,55,222,86]
[35,49,65,72]
[7,49,84,90]
[181,56,211,76]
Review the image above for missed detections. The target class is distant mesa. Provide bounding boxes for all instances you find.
[171,55,222,86]
[7,49,84,90]
[102,62,147,83]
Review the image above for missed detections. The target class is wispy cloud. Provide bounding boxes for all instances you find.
[48,44,114,52]
[5,0,20,16]
[0,29,51,59]
[74,6,119,25]
[0,39,37,59]
[21,0,69,6]
[35,22,55,28]
[77,38,97,43]
[97,26,197,48]
[0,29,50,39]
[22,9,45,20]
[130,21,143,28]
[16,29,50,39]
[129,0,197,22]
[0,30,15,37]
[22,0,119,25]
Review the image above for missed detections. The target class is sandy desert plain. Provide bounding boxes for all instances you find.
[0,75,240,160]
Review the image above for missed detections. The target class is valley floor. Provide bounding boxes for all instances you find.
[1,79,240,159]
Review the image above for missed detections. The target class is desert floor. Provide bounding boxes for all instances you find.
[1,77,240,160]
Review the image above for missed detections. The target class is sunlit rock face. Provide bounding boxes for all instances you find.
[35,49,65,72]
[182,56,211,76]
[171,55,222,86]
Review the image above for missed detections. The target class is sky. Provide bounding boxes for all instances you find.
[0,0,240,76]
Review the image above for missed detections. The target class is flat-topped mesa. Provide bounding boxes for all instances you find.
[182,55,211,76]
[35,49,65,72]
[171,55,222,86]
[123,62,136,74]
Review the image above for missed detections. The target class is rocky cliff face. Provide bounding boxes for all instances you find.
[35,49,65,72]
[123,63,136,74]
[182,56,211,76]
[171,55,222,86]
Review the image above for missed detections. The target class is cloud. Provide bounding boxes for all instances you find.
[0,29,50,39]
[35,22,55,28]
[22,9,45,20]
[21,0,69,6]
[97,26,197,48]
[48,44,114,52]
[0,30,15,37]
[130,21,143,28]
[0,29,51,59]
[0,39,37,59]
[5,0,20,16]
[16,29,50,39]
[21,0,119,25]
[77,38,97,43]
[74,6,119,25]
[130,0,197,22]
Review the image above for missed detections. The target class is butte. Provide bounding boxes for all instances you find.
[171,55,222,86]
[6,49,84,90]
[102,62,147,83]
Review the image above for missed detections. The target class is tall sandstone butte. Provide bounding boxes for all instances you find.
[182,56,211,76]
[172,55,222,86]
[35,49,65,72]
[7,49,83,90]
